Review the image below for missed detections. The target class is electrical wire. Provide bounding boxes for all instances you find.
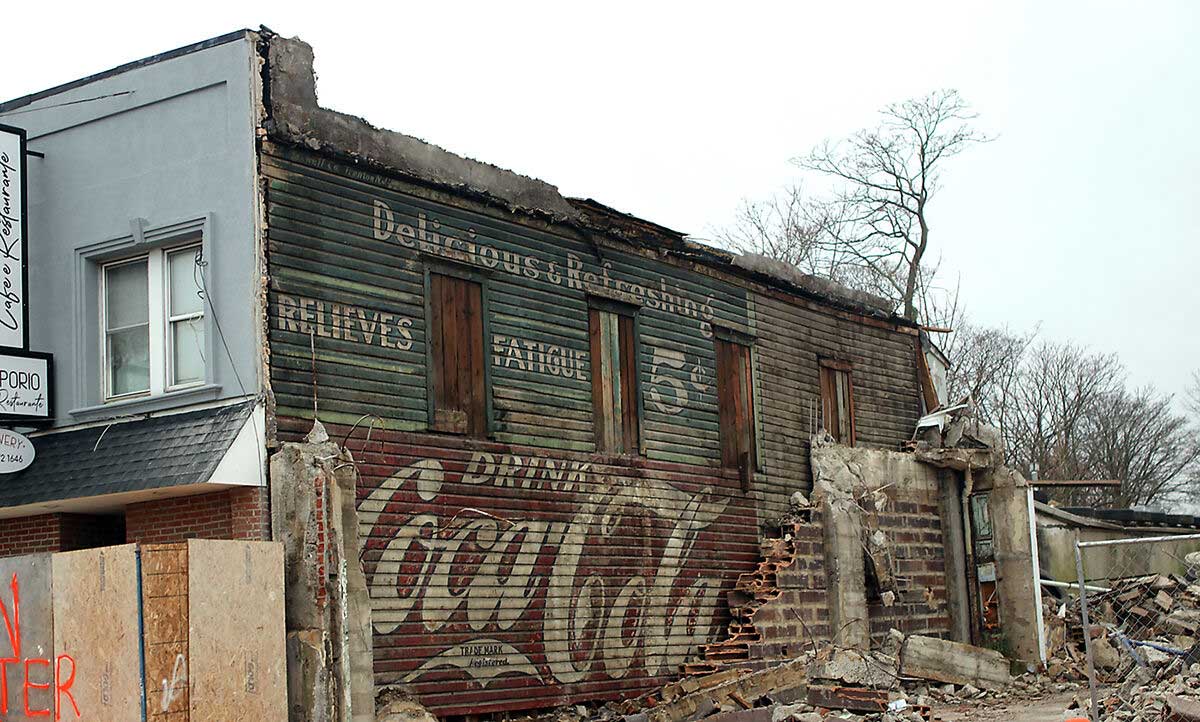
[192,247,265,478]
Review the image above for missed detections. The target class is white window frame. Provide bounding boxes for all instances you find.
[100,243,206,402]
[165,245,206,391]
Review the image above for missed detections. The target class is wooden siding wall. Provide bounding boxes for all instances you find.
[263,142,924,714]
[752,291,922,518]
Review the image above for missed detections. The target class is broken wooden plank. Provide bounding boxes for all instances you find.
[807,685,889,713]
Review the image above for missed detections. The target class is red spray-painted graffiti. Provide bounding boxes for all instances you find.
[0,574,80,720]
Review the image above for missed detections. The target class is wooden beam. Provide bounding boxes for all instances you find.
[1031,480,1121,487]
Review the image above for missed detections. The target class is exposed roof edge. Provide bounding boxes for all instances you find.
[1035,501,1200,533]
[0,29,255,114]
[262,33,914,328]
[1035,502,1125,530]
[730,253,897,317]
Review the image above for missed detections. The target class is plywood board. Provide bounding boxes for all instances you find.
[52,544,142,721]
[0,553,53,720]
[187,540,286,722]
[141,543,190,719]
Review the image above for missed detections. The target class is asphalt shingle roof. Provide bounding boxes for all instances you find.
[0,399,255,509]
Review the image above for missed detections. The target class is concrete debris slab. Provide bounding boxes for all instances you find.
[898,635,1011,690]
[809,648,899,689]
[1165,695,1200,722]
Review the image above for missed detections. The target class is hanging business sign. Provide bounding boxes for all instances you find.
[0,428,34,473]
[0,349,51,421]
[0,124,27,350]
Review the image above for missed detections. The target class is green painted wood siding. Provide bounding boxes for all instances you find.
[264,144,750,465]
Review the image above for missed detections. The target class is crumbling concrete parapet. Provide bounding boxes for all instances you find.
[264,34,579,221]
[808,433,867,503]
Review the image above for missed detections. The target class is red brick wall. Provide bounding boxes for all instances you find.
[745,519,831,662]
[277,416,759,717]
[0,513,125,557]
[0,513,63,556]
[867,497,951,639]
[743,492,952,665]
[126,487,270,545]
[229,486,271,540]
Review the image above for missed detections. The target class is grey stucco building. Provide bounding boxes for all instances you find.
[0,31,268,545]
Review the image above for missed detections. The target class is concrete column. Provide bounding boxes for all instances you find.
[938,470,971,643]
[984,467,1041,664]
[270,420,374,722]
[822,495,870,650]
[329,448,375,722]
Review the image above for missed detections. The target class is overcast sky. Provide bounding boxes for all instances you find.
[5,1,1197,401]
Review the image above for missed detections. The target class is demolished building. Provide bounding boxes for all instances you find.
[0,29,1046,719]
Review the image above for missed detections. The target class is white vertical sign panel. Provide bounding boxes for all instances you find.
[0,351,51,419]
[0,125,26,350]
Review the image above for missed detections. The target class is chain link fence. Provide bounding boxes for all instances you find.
[1074,533,1200,721]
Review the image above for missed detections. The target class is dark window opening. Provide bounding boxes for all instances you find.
[589,305,640,454]
[864,549,882,602]
[715,336,756,483]
[819,358,855,445]
[428,272,487,436]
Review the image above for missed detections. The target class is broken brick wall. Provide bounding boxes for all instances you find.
[865,496,951,639]
[710,445,956,668]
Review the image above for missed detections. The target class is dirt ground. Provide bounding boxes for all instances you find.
[935,688,1090,722]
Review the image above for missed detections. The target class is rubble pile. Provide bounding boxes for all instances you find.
[1093,657,1200,721]
[1042,573,1200,719]
[577,633,1073,722]
[1041,592,1091,681]
[1083,573,1200,667]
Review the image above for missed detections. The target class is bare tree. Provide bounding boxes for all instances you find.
[1004,342,1124,486]
[944,322,1035,433]
[1079,386,1200,508]
[796,89,989,321]
[717,188,822,271]
[953,335,1199,509]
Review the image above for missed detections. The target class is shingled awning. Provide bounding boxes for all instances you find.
[0,399,258,511]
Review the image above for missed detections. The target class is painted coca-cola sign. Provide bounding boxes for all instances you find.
[357,445,753,713]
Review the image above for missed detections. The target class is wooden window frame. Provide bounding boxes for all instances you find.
[587,295,644,456]
[818,356,856,446]
[713,325,761,487]
[423,259,493,437]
